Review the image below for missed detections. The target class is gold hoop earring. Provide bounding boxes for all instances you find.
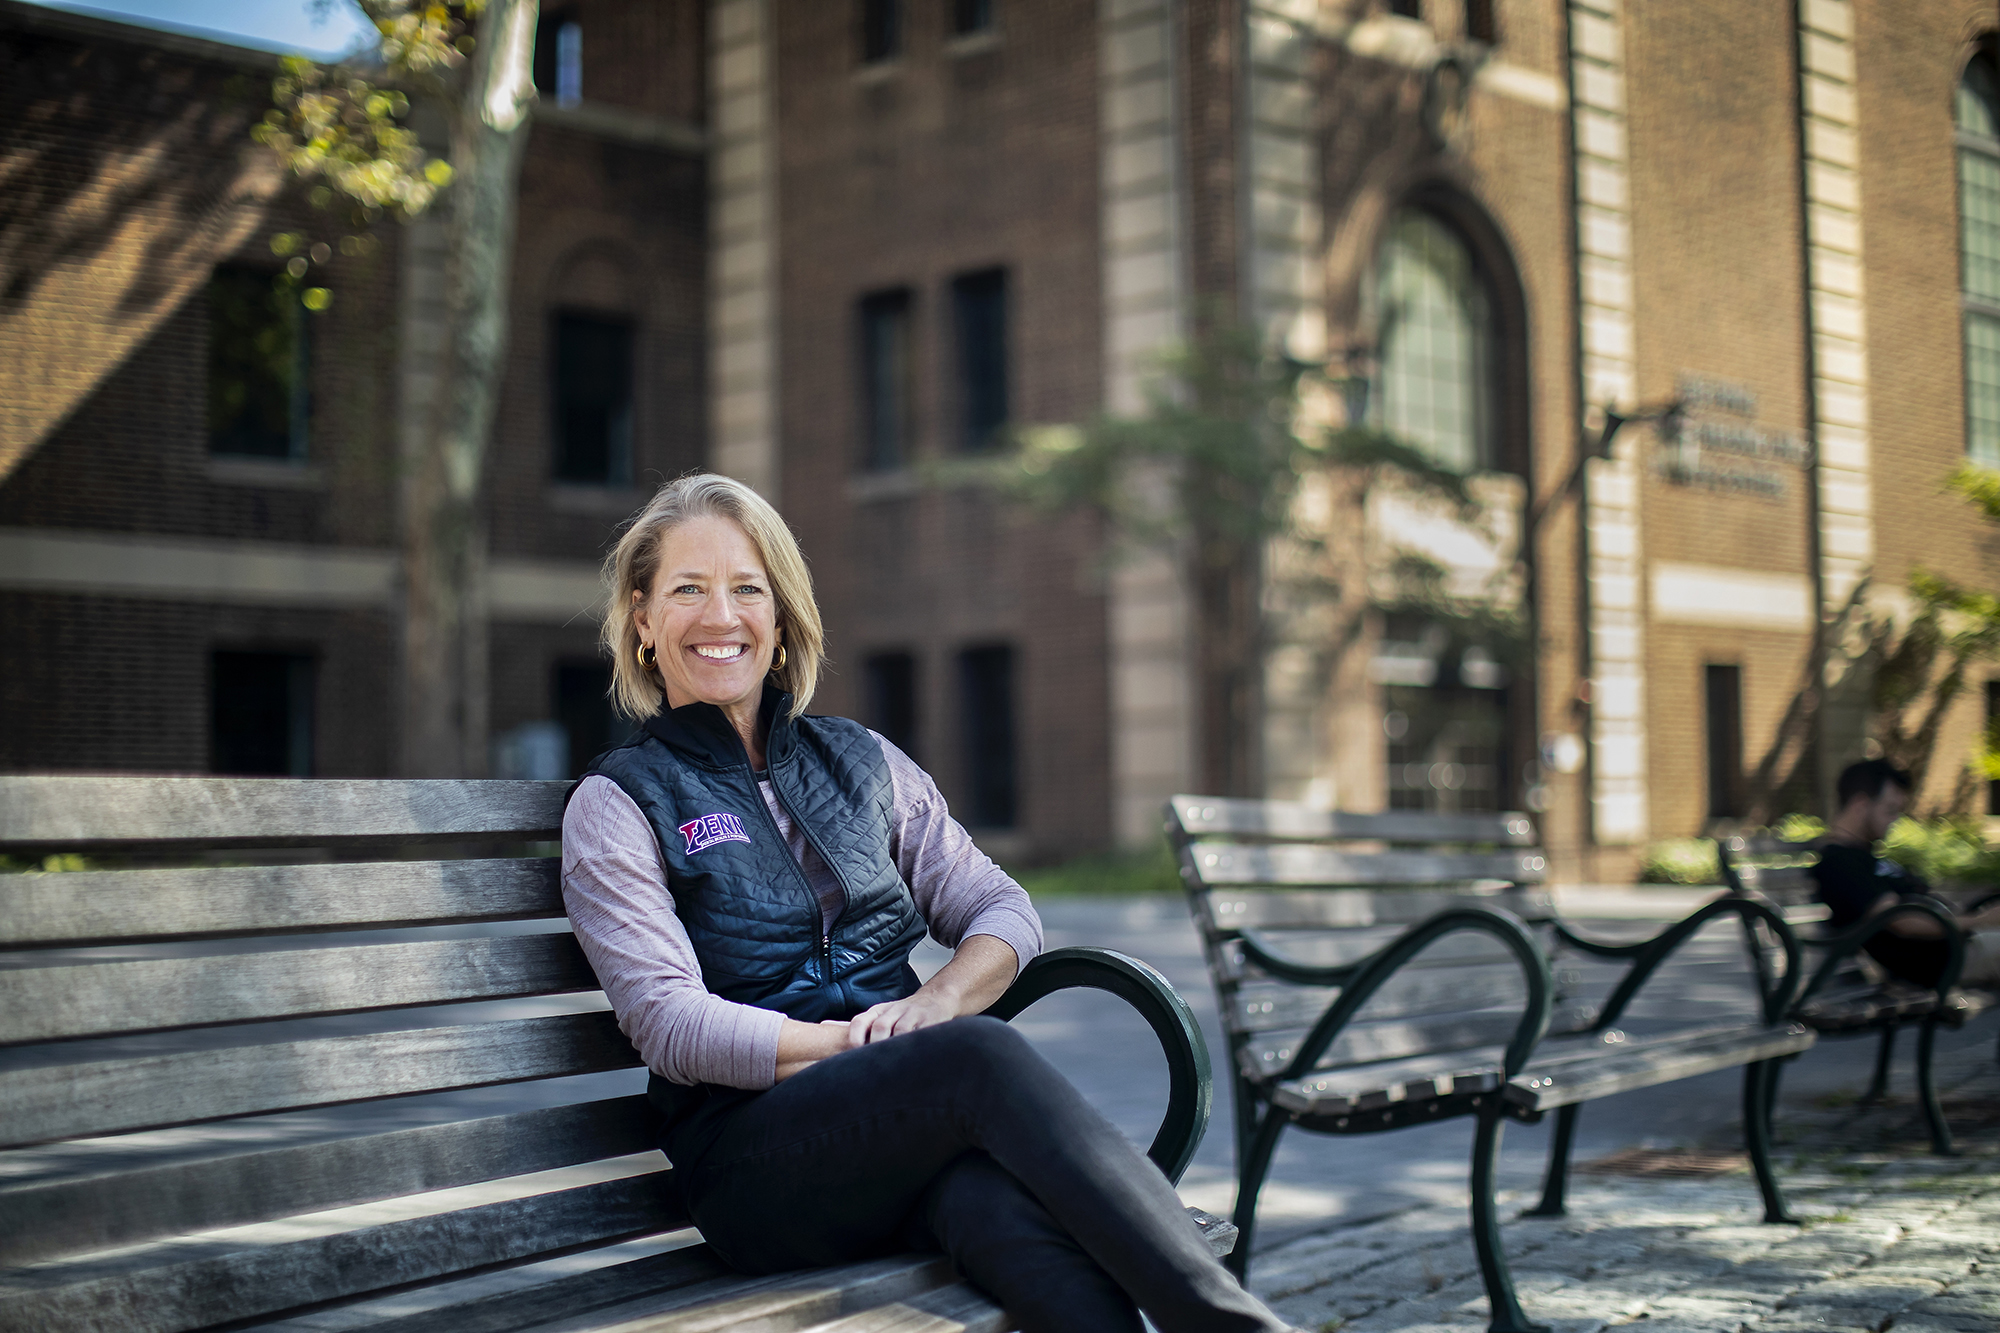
[771,643,787,672]
[637,642,657,671]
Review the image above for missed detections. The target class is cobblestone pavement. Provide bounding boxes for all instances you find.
[1247,1038,2000,1333]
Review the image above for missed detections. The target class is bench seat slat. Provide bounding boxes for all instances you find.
[1187,844,1547,888]
[0,859,562,948]
[0,1096,658,1266]
[0,933,601,1044]
[1271,1049,1508,1115]
[1170,797,1535,845]
[793,1282,1010,1333]
[540,1255,958,1333]
[0,1173,679,1333]
[1200,886,1553,932]
[299,1246,734,1333]
[0,777,569,851]
[0,1011,641,1147]
[1504,1022,1815,1112]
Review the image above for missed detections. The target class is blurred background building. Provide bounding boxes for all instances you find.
[2,0,1997,880]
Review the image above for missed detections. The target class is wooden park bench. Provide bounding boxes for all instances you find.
[1168,796,1815,1333]
[0,776,1231,1333]
[1717,833,1998,1155]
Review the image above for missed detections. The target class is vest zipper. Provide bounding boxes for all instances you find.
[748,762,854,991]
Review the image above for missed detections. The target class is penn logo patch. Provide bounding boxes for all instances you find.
[679,812,752,855]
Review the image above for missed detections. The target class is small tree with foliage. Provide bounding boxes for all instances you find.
[252,0,540,775]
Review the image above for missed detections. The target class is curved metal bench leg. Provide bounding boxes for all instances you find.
[1471,1100,1547,1333]
[1916,1018,1956,1156]
[1863,1024,1896,1104]
[1743,1060,1798,1224]
[1226,1101,1287,1282]
[1523,1103,1578,1218]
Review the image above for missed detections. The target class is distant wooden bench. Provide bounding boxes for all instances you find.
[1717,834,1997,1155]
[0,776,1231,1333]
[1168,796,1814,1333]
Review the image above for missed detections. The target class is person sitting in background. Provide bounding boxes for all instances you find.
[1811,758,2000,988]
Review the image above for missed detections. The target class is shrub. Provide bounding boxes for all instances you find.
[1639,837,1721,885]
[1009,844,1181,896]
[1881,815,2000,888]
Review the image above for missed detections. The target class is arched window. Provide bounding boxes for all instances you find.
[1960,51,2000,465]
[1370,209,1494,474]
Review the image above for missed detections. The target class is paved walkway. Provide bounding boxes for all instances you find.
[1245,1037,2000,1333]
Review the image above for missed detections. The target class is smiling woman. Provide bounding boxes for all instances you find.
[560,474,1296,1333]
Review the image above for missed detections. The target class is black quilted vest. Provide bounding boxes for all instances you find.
[582,686,926,1154]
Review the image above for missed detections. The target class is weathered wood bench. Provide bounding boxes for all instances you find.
[1168,796,1814,1333]
[1717,834,1996,1155]
[0,775,1231,1333]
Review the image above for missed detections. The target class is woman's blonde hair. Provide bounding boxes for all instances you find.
[602,473,825,721]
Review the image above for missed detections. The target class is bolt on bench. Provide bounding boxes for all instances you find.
[0,776,1230,1333]
[1717,834,1997,1155]
[1168,796,1816,1333]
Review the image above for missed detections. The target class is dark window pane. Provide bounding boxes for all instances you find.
[211,651,315,776]
[1390,0,1421,17]
[555,659,622,778]
[208,267,307,458]
[552,312,635,484]
[1465,0,1496,42]
[864,651,919,759]
[1370,210,1492,472]
[952,0,993,36]
[1988,681,2000,818]
[1705,664,1744,819]
[861,0,900,62]
[952,268,1008,452]
[859,290,913,471]
[959,644,1017,828]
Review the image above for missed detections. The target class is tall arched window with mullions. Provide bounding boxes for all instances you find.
[1369,208,1495,474]
[1959,50,2000,466]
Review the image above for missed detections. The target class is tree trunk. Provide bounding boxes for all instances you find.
[400,0,539,777]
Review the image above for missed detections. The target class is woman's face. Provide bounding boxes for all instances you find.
[633,515,779,721]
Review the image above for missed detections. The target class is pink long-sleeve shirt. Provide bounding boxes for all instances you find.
[562,731,1043,1090]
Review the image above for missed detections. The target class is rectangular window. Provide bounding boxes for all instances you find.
[1465,0,1496,43]
[859,289,914,472]
[860,0,901,63]
[211,651,315,776]
[552,312,635,485]
[534,11,583,105]
[952,268,1008,452]
[1390,0,1421,18]
[1988,681,2000,818]
[208,266,309,459]
[951,0,994,36]
[555,659,621,778]
[1704,664,1744,820]
[959,644,1017,828]
[864,651,919,760]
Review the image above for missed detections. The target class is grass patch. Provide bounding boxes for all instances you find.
[1010,845,1180,897]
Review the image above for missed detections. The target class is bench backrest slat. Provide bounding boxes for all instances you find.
[0,777,568,850]
[1,1011,638,1147]
[0,1174,680,1333]
[1198,887,1554,933]
[1236,1002,1597,1079]
[0,1095,658,1267]
[1228,964,1564,1034]
[0,933,599,1044]
[0,858,562,947]
[1170,796,1535,844]
[1185,844,1547,887]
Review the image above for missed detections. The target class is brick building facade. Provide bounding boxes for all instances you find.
[5,0,1998,876]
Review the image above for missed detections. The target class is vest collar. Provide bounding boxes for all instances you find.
[642,683,795,770]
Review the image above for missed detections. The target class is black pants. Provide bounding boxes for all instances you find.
[674,1016,1289,1333]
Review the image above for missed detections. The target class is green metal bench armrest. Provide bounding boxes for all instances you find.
[1791,897,1966,1008]
[1236,933,1360,987]
[1571,894,1802,1028]
[1282,905,1554,1084]
[984,946,1212,1185]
